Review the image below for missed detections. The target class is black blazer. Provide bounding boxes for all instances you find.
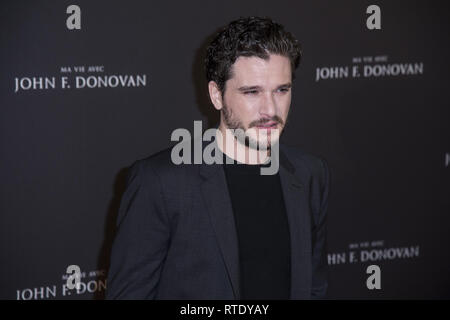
[106,141,330,299]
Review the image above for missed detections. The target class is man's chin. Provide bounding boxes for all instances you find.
[226,126,282,149]
[252,129,281,146]
[246,136,281,151]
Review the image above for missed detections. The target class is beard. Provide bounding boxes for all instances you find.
[221,100,286,151]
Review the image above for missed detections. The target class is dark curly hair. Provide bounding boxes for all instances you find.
[205,16,302,94]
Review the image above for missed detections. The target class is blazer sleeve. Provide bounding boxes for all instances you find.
[311,157,330,299]
[105,160,170,299]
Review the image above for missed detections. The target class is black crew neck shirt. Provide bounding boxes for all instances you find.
[222,152,291,299]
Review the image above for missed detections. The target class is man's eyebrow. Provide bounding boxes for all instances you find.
[237,85,263,92]
[237,83,292,91]
[277,83,292,89]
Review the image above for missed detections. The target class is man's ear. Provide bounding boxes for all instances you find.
[208,81,223,111]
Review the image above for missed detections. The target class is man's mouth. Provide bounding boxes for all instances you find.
[256,121,278,129]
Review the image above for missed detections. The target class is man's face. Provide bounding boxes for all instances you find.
[220,54,292,149]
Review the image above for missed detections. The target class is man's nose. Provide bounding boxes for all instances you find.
[259,92,277,118]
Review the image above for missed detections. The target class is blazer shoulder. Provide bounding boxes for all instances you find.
[127,144,198,190]
[281,143,329,179]
[135,146,174,173]
[120,147,174,192]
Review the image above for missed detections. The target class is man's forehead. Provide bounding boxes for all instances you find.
[229,54,291,85]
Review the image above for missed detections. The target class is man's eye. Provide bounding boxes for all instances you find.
[244,90,258,95]
[278,88,290,93]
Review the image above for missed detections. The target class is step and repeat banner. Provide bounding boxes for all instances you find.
[1,0,449,299]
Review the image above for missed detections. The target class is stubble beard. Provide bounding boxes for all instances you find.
[221,101,265,151]
[221,99,288,152]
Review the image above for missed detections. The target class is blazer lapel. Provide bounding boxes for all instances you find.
[199,161,241,299]
[278,146,312,299]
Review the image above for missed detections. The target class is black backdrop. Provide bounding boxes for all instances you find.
[1,0,449,299]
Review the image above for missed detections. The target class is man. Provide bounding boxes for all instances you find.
[106,16,330,300]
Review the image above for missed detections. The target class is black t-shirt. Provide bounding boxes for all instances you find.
[222,152,291,299]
